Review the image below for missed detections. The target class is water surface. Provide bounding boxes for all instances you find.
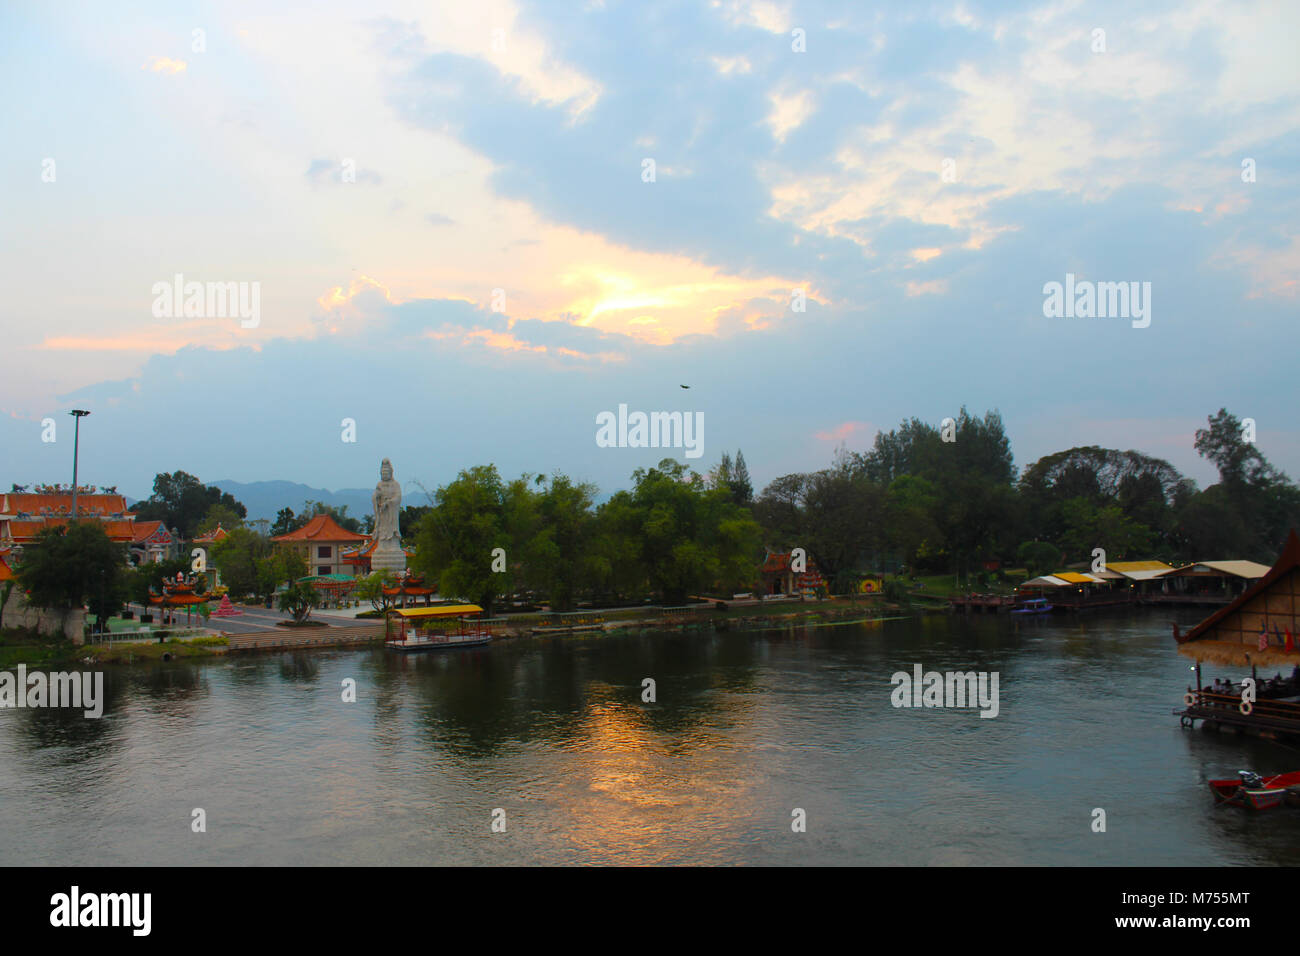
[2,610,1297,865]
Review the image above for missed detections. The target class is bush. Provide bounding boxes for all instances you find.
[187,635,229,647]
[882,577,911,605]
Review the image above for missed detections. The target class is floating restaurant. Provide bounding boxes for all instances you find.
[1174,530,1300,741]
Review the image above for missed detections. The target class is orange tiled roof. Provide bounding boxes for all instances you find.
[131,520,170,543]
[0,554,13,581]
[1,517,136,544]
[0,493,132,517]
[193,525,229,543]
[272,514,368,543]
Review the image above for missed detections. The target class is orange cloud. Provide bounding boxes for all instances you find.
[815,421,873,442]
[143,57,187,74]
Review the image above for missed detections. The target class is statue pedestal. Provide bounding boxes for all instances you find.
[371,547,406,574]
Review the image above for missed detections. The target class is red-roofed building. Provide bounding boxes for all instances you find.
[273,514,368,576]
[0,489,139,560]
[760,549,826,597]
[130,520,176,565]
[193,525,230,544]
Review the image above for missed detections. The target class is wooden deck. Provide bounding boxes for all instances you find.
[225,623,386,652]
[1177,690,1300,740]
[948,595,1017,613]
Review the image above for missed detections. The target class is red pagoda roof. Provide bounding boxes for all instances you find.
[272,514,367,543]
[0,492,132,517]
[193,525,229,543]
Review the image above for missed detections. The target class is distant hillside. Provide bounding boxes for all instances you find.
[210,480,385,523]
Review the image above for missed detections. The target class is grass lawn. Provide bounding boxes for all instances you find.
[0,626,77,669]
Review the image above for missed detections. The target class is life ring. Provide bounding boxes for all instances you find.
[1240,700,1253,716]
[1183,692,1196,707]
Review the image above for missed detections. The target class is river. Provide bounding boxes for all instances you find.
[2,609,1297,865]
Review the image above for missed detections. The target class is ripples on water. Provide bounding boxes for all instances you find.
[2,610,1298,865]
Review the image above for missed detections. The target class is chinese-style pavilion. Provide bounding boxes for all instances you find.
[382,570,437,607]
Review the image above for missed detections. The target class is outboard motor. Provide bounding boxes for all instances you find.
[1239,770,1264,789]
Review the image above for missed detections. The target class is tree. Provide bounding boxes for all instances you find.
[198,502,244,535]
[210,527,272,598]
[16,523,130,633]
[261,546,307,592]
[1016,540,1062,578]
[597,459,762,604]
[300,500,361,533]
[356,570,398,614]
[731,450,754,505]
[531,474,600,610]
[133,471,247,539]
[277,581,318,624]
[1187,408,1300,559]
[798,456,886,590]
[270,507,300,537]
[399,505,430,540]
[885,475,942,570]
[412,465,509,613]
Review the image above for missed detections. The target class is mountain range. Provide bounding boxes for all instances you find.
[209,479,421,523]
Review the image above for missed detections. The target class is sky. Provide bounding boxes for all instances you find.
[1,0,1297,505]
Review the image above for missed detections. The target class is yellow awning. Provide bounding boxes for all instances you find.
[393,604,483,618]
[1055,572,1102,584]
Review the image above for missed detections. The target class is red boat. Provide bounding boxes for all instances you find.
[1208,770,1300,810]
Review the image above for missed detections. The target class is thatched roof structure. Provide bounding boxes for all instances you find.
[1175,529,1300,668]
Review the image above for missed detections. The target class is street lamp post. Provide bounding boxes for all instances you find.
[69,410,91,521]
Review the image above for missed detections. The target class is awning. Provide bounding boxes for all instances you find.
[393,604,483,618]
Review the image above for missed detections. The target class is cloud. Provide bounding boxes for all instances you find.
[143,57,186,74]
[815,421,874,443]
[306,157,383,186]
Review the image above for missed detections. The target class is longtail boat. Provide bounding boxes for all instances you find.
[1208,770,1300,810]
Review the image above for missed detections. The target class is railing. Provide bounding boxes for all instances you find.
[1183,689,1300,727]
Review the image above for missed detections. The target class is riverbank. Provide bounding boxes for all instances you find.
[1,598,910,666]
[0,627,231,668]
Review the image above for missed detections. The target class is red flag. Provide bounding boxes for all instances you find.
[1258,628,1269,651]
[1287,628,1295,653]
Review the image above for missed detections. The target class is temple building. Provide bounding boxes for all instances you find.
[0,488,138,561]
[272,514,368,576]
[130,520,177,565]
[760,549,826,597]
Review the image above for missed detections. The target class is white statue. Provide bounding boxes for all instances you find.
[371,458,406,572]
